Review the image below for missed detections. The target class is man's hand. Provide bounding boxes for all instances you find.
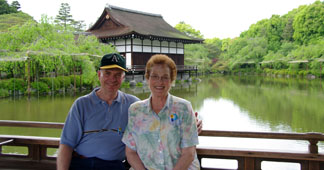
[195,112,203,134]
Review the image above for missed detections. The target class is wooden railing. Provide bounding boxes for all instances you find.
[198,130,324,170]
[1,120,324,170]
[126,65,198,72]
[0,120,63,170]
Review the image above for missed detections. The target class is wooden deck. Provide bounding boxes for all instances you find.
[1,120,324,170]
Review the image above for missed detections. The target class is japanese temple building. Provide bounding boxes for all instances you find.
[87,5,203,68]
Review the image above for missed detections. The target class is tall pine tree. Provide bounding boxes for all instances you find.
[55,3,73,28]
[54,2,86,31]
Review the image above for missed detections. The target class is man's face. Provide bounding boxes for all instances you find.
[98,68,125,93]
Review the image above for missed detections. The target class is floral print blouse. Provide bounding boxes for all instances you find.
[122,94,200,170]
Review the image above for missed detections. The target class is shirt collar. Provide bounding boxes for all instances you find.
[145,93,172,113]
[91,87,123,104]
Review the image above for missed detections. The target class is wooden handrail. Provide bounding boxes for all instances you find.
[200,130,324,141]
[200,130,324,154]
[0,120,64,129]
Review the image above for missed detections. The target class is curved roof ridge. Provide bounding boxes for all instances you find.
[107,5,162,18]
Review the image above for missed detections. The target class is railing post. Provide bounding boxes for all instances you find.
[308,139,318,154]
[244,157,255,170]
[308,161,320,170]
[29,144,41,161]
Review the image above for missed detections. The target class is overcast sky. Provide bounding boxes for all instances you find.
[8,0,316,39]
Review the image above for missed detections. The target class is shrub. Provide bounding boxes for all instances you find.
[40,77,60,92]
[287,70,297,76]
[175,80,181,84]
[7,78,26,93]
[121,81,130,88]
[31,81,50,94]
[0,88,9,98]
[298,70,308,77]
[57,76,72,89]
[0,79,9,89]
[136,82,143,87]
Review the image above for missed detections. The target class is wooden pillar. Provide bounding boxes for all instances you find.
[73,66,76,95]
[73,58,76,96]
[308,139,318,154]
[79,67,82,92]
[29,145,41,161]
[27,56,31,97]
[301,160,320,170]
[320,63,322,79]
[244,157,255,170]
[132,70,135,80]
[308,161,320,170]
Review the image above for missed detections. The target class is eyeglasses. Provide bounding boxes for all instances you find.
[150,75,170,82]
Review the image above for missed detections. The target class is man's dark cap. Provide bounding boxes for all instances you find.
[100,53,127,71]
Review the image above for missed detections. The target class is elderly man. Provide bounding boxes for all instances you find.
[57,53,202,170]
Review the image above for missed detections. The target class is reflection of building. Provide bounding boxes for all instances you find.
[87,5,203,67]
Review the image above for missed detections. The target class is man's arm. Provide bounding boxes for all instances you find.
[173,146,196,170]
[57,144,73,170]
[125,146,146,170]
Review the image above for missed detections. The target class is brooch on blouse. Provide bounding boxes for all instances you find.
[169,113,180,125]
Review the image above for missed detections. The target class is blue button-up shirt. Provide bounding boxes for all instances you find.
[60,88,139,161]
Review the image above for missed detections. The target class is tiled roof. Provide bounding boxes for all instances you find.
[87,5,203,43]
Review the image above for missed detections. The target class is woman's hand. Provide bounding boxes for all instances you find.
[195,112,203,134]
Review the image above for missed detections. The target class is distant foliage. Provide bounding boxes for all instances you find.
[293,1,324,45]
[0,12,34,32]
[0,0,20,15]
[0,16,117,95]
[175,21,204,39]
[183,0,324,76]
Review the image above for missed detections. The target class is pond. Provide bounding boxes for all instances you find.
[1,75,324,169]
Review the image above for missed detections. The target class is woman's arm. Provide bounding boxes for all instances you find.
[173,146,196,170]
[125,146,146,170]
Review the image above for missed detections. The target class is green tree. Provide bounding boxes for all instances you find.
[204,38,223,59]
[55,3,74,28]
[0,16,116,83]
[0,0,18,14]
[293,1,324,44]
[266,15,284,52]
[71,20,86,32]
[10,1,20,11]
[175,21,204,39]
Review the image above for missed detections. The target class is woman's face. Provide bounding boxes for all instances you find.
[148,64,172,98]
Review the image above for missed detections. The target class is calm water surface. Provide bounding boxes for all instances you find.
[1,75,324,169]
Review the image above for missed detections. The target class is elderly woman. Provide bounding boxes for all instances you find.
[122,54,200,170]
